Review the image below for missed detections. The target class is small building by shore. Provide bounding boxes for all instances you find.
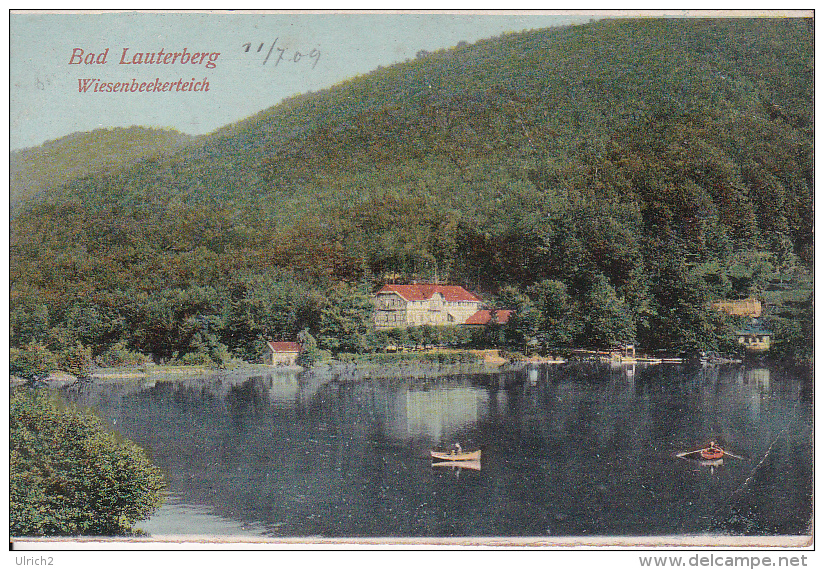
[264,341,303,366]
[713,298,773,352]
[736,325,772,352]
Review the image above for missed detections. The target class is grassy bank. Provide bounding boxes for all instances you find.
[334,349,484,366]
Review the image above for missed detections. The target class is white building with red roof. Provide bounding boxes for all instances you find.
[373,284,485,329]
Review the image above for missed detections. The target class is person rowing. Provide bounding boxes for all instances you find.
[677,441,742,461]
[700,441,724,460]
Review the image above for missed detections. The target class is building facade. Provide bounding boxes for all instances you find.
[712,298,762,318]
[373,284,484,329]
[736,326,772,352]
[264,341,303,366]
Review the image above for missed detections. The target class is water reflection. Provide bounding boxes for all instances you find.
[64,362,812,538]
[431,460,482,481]
[402,386,487,440]
[137,495,268,538]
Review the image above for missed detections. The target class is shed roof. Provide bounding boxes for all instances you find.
[266,341,303,353]
[376,284,481,302]
[736,328,772,336]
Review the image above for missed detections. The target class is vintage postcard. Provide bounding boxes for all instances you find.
[8,9,814,558]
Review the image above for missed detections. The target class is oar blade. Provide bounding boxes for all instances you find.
[676,448,705,458]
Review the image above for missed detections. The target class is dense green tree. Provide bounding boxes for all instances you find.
[528,280,582,350]
[725,250,776,297]
[95,342,152,368]
[10,390,165,536]
[10,343,59,380]
[57,343,95,378]
[125,285,225,363]
[10,299,50,348]
[499,286,541,353]
[318,283,376,354]
[581,274,636,349]
[642,253,735,355]
[61,301,126,356]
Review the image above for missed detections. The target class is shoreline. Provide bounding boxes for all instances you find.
[11,349,762,388]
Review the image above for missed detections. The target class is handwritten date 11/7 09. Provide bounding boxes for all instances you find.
[243,38,320,69]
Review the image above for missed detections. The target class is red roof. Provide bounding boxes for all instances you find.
[464,309,512,325]
[266,341,303,353]
[376,284,481,302]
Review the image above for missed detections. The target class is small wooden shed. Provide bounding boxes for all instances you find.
[264,341,303,366]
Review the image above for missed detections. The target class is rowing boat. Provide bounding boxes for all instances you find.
[677,444,742,461]
[431,459,481,471]
[700,448,724,460]
[430,450,481,462]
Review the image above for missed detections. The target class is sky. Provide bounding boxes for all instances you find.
[9,10,597,150]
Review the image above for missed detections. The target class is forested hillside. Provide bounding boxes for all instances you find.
[10,18,814,371]
[10,126,195,211]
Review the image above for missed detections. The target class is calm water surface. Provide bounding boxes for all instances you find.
[65,362,812,538]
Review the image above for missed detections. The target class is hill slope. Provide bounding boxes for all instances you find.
[9,18,814,364]
[10,127,195,212]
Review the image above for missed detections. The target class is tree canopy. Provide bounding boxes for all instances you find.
[10,390,165,536]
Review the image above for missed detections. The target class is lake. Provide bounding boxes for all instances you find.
[64,361,813,540]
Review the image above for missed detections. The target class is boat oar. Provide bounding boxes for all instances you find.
[723,450,744,460]
[676,448,706,458]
